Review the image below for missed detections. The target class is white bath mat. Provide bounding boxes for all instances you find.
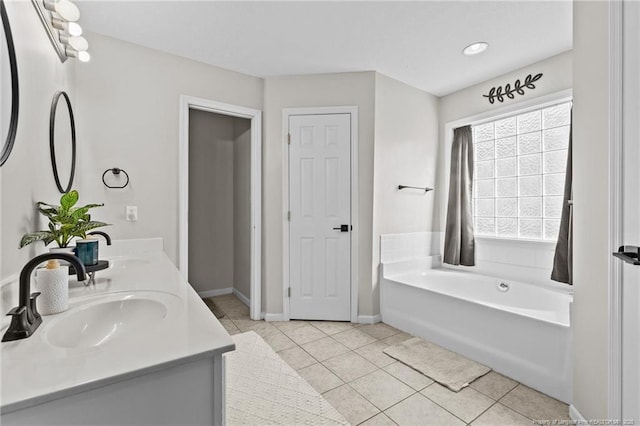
[225,331,349,425]
[383,337,491,392]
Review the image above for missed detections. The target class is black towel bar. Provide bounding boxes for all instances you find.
[398,185,433,193]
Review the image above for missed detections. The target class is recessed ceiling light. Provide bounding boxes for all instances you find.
[463,42,489,56]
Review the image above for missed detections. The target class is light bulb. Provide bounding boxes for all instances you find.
[44,0,80,22]
[78,51,90,62]
[60,34,88,51]
[51,18,83,36]
[463,42,489,56]
[68,22,82,36]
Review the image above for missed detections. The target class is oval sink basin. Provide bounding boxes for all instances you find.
[46,293,175,349]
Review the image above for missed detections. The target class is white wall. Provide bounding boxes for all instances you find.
[1,2,75,280]
[371,72,439,314]
[572,0,610,419]
[263,72,376,316]
[435,51,573,285]
[188,110,235,294]
[233,118,251,301]
[74,32,264,268]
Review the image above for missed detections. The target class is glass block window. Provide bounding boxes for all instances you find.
[472,101,571,241]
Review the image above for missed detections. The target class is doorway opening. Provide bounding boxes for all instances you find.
[179,96,262,320]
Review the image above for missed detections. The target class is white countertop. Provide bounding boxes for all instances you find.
[0,239,235,414]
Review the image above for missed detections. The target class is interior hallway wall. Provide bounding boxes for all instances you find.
[0,2,76,280]
[371,72,439,314]
[188,110,234,294]
[233,117,252,301]
[74,32,264,271]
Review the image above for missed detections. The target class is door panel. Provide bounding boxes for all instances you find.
[289,114,351,321]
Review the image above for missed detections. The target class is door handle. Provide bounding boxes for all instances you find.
[613,245,640,265]
[332,225,349,232]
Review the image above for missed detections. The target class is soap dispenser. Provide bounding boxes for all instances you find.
[35,259,69,315]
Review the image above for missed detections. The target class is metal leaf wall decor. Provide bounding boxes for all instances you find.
[483,73,543,104]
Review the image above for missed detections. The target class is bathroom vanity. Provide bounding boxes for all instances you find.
[0,239,235,426]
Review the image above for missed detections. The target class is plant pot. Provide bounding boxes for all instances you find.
[49,247,75,265]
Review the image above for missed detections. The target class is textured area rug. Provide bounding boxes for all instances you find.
[225,331,349,425]
[383,337,491,392]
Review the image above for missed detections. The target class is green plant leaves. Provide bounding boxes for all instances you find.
[60,190,79,210]
[20,191,109,249]
[19,231,56,248]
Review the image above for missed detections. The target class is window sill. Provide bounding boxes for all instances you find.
[474,235,556,248]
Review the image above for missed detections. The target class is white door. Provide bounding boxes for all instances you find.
[288,114,351,321]
[621,1,640,421]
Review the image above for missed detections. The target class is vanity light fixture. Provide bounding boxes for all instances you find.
[32,0,90,63]
[463,42,489,56]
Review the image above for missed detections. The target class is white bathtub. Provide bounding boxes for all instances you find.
[380,258,573,403]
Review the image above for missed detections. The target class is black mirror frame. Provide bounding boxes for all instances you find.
[0,0,19,167]
[49,91,76,194]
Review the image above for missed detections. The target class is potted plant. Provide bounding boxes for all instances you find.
[20,190,110,252]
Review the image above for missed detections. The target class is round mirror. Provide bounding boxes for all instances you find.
[49,91,76,193]
[0,0,19,167]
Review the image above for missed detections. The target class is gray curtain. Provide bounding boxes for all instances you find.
[551,115,573,284]
[444,126,475,266]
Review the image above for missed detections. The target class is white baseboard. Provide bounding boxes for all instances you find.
[198,288,233,298]
[264,313,285,322]
[233,289,250,307]
[569,405,587,424]
[357,314,382,324]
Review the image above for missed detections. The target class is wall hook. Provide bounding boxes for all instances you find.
[102,167,130,189]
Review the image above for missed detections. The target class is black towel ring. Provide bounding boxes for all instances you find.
[102,168,130,189]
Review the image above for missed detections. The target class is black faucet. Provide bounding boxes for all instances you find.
[2,253,87,342]
[87,231,112,245]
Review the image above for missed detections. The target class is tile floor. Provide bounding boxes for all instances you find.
[208,294,571,426]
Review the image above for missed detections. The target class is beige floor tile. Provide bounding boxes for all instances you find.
[282,324,327,345]
[298,363,344,394]
[270,320,309,333]
[261,331,297,352]
[324,384,380,425]
[309,321,355,335]
[276,346,316,370]
[301,337,350,361]
[219,318,239,333]
[232,319,280,337]
[350,370,415,410]
[469,371,518,400]
[382,332,413,346]
[223,305,250,319]
[359,413,398,426]
[332,328,378,349]
[421,383,494,423]
[471,403,531,426]
[355,341,395,368]
[385,393,465,426]
[500,384,570,421]
[323,351,378,382]
[359,323,401,340]
[383,362,434,391]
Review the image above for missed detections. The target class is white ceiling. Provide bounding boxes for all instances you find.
[77,1,572,97]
